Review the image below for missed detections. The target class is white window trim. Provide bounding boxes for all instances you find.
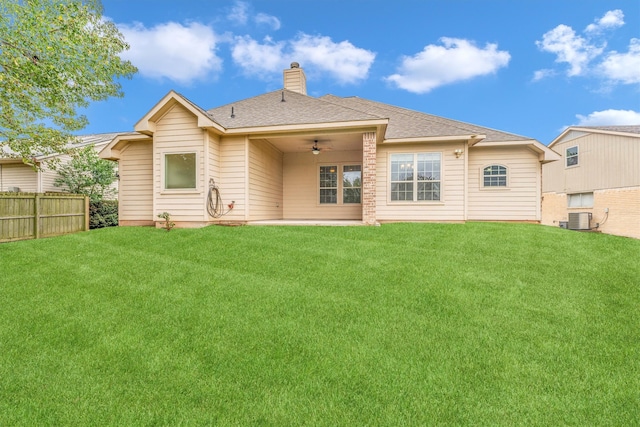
[567,192,593,209]
[480,164,510,190]
[388,152,443,204]
[161,151,200,194]
[565,145,579,168]
[317,163,362,206]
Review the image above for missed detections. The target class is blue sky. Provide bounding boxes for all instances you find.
[85,0,640,145]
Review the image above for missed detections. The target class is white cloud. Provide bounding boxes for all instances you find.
[536,24,603,77]
[230,33,376,85]
[573,109,640,126]
[532,69,556,82]
[231,36,287,76]
[118,22,222,84]
[255,13,281,31]
[599,38,640,84]
[290,34,376,84]
[585,9,624,33]
[384,38,510,94]
[227,1,249,26]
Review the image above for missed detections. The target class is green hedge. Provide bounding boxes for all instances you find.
[89,200,118,229]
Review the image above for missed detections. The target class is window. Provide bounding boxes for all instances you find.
[342,165,361,204]
[483,165,507,187]
[568,192,593,208]
[319,164,361,204]
[319,165,337,204]
[165,153,196,189]
[566,146,578,167]
[390,153,441,201]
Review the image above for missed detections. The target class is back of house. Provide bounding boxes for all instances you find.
[100,63,559,228]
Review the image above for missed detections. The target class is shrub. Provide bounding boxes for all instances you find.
[89,200,118,229]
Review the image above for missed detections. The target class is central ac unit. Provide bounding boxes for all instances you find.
[568,212,591,230]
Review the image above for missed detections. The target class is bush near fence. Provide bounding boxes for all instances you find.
[89,200,118,229]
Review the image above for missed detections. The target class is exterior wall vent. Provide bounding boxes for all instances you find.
[8,186,20,192]
[568,212,591,230]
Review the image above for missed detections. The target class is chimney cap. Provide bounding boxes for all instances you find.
[290,62,300,69]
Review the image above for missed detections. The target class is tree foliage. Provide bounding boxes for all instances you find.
[0,0,136,164]
[54,145,117,202]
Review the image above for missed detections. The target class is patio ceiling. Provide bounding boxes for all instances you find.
[257,132,365,154]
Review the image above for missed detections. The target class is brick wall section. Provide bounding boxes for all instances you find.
[542,186,640,239]
[362,132,377,225]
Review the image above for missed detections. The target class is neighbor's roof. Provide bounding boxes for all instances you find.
[206,90,532,142]
[568,125,640,135]
[548,125,640,148]
[1,132,130,162]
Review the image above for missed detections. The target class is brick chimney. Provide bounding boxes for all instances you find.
[283,62,307,95]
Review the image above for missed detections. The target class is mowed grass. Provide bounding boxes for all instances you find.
[0,222,638,426]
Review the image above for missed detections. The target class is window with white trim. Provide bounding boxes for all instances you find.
[566,146,578,167]
[390,153,441,201]
[567,192,593,208]
[165,153,196,189]
[319,164,361,204]
[483,165,507,187]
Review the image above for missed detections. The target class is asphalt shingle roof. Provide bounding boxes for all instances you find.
[206,90,533,142]
[573,125,640,135]
[207,90,382,129]
[319,95,531,142]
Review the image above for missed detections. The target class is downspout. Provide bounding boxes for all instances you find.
[203,129,210,222]
[0,164,3,190]
[244,136,250,222]
[463,142,469,221]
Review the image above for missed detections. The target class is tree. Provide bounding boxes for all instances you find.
[0,0,136,164]
[54,145,117,202]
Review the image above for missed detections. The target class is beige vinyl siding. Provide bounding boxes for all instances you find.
[375,143,465,221]
[119,141,153,222]
[153,104,206,221]
[248,139,283,220]
[543,133,640,193]
[38,154,71,192]
[217,135,248,221]
[467,146,540,221]
[0,164,37,192]
[283,150,362,220]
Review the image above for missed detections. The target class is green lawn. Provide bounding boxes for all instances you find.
[0,223,638,426]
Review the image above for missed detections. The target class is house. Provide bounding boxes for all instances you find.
[100,63,559,227]
[0,132,122,194]
[542,125,640,239]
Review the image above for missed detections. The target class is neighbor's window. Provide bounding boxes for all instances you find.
[483,165,507,187]
[390,153,441,201]
[342,165,361,204]
[566,146,578,167]
[567,192,593,208]
[165,153,196,189]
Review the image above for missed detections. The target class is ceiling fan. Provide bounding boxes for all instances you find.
[306,139,332,155]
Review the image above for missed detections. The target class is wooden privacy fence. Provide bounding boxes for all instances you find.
[0,193,89,243]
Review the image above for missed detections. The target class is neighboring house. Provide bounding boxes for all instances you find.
[100,63,559,227]
[0,133,122,195]
[542,125,640,239]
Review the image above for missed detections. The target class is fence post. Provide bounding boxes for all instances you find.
[85,196,90,231]
[34,193,41,239]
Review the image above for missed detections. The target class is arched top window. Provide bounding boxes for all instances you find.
[483,165,507,187]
